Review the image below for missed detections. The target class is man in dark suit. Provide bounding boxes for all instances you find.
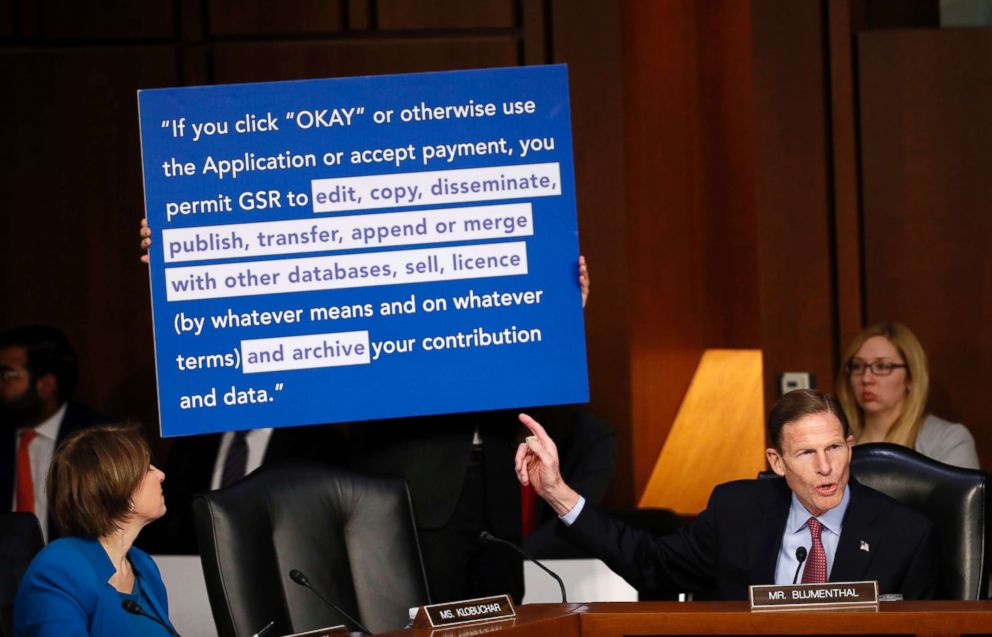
[350,411,525,604]
[0,325,110,542]
[515,388,937,600]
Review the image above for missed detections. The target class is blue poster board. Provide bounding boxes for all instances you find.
[138,64,588,437]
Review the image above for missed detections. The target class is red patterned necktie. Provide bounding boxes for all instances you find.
[801,517,827,583]
[15,430,38,513]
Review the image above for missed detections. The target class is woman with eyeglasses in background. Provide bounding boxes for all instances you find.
[836,321,979,469]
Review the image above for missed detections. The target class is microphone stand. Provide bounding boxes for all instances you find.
[289,568,372,634]
[122,600,182,637]
[479,531,567,603]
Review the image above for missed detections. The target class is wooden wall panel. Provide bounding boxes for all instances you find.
[346,0,372,32]
[207,0,344,36]
[858,29,992,468]
[828,0,865,349]
[39,0,176,40]
[695,0,759,349]
[863,0,939,28]
[376,0,516,30]
[12,0,42,38]
[210,38,519,83]
[619,0,758,500]
[0,46,178,430]
[551,0,629,503]
[623,0,706,498]
[0,3,13,37]
[521,0,548,66]
[751,0,838,410]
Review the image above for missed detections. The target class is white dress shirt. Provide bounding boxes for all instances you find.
[209,428,274,490]
[12,403,67,541]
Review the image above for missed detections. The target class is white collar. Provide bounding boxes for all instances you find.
[23,402,68,441]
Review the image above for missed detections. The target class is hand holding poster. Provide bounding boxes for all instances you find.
[138,64,588,437]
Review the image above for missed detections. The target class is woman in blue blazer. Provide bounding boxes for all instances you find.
[14,424,176,636]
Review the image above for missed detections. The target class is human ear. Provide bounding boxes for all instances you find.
[766,448,786,476]
[34,373,57,400]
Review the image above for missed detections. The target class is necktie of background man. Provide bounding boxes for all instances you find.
[221,430,249,488]
[15,430,37,513]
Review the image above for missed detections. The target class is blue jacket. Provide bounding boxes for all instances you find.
[14,536,174,636]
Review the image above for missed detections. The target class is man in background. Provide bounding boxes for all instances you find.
[138,423,349,554]
[0,325,109,541]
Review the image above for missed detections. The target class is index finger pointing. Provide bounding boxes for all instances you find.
[518,413,556,451]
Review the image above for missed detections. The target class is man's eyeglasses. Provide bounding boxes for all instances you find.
[0,368,26,383]
[845,359,908,376]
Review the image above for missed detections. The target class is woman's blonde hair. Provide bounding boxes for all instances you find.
[836,321,929,448]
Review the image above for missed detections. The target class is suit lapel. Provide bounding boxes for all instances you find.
[262,428,287,465]
[747,479,791,585]
[169,434,222,497]
[201,434,224,489]
[830,481,878,582]
[54,404,72,445]
[49,410,70,541]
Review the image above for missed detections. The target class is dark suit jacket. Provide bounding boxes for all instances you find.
[349,411,521,537]
[349,411,525,603]
[566,478,937,600]
[139,424,348,554]
[0,512,44,637]
[0,402,109,541]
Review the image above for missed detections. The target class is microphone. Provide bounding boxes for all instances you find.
[288,568,372,635]
[122,599,181,637]
[251,620,275,637]
[479,531,567,603]
[792,546,808,585]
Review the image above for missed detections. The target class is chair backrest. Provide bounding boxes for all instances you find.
[850,443,990,600]
[0,512,44,637]
[193,464,430,637]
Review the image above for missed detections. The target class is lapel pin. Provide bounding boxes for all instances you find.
[860,540,870,552]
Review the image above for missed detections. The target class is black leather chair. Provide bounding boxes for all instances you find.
[0,512,44,637]
[193,465,430,637]
[850,443,990,600]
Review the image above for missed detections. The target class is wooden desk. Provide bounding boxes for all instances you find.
[386,602,992,637]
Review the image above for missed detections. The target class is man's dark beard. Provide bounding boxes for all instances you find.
[0,384,47,430]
